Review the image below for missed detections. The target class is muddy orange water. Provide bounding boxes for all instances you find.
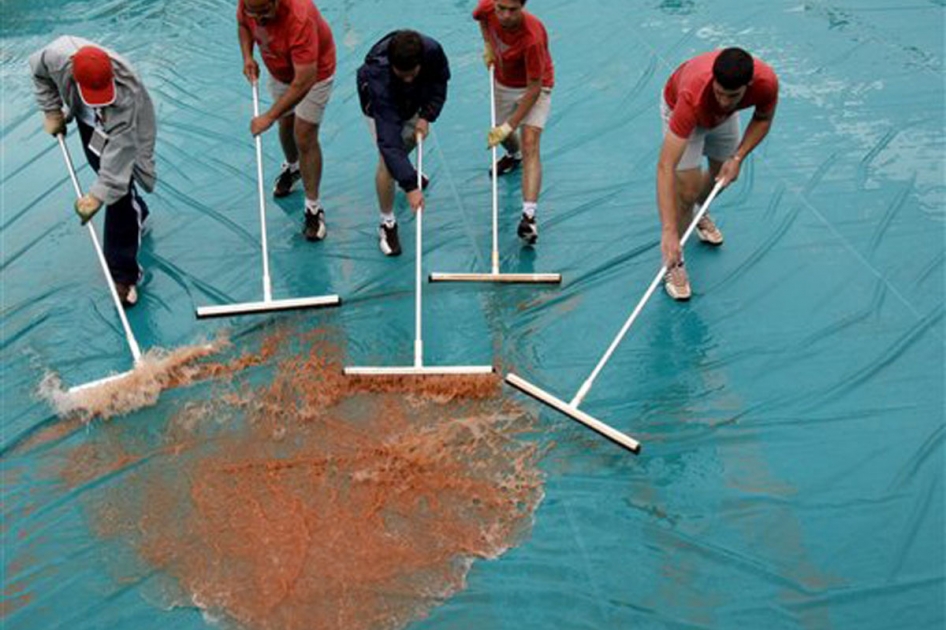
[59,328,546,630]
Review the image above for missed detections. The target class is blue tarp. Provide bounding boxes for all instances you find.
[2,1,943,628]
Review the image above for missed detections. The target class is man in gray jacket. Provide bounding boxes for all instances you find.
[29,36,157,307]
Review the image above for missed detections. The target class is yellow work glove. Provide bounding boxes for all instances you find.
[487,122,513,148]
[74,194,103,225]
[483,44,496,69]
[44,110,66,136]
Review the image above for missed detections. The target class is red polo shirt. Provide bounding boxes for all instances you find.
[664,50,779,138]
[237,0,336,84]
[473,0,554,89]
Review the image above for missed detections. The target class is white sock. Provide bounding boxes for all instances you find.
[380,211,396,227]
[522,202,537,219]
[305,198,322,215]
[509,150,523,160]
[286,161,300,171]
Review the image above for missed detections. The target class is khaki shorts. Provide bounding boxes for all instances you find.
[268,74,334,125]
[364,114,421,150]
[494,82,552,129]
[660,96,740,171]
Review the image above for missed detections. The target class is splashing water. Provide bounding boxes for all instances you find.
[58,329,546,630]
[38,337,231,421]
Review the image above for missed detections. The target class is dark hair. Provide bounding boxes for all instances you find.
[712,48,754,90]
[388,30,423,72]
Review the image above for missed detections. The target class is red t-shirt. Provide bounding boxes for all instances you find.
[663,51,778,138]
[237,0,336,84]
[473,0,554,89]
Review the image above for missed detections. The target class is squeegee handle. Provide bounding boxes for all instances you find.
[571,181,725,407]
[57,134,143,364]
[414,133,425,368]
[251,82,273,303]
[489,64,500,275]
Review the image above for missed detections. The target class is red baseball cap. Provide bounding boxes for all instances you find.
[72,46,115,107]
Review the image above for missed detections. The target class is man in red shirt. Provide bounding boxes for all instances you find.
[657,47,779,300]
[237,0,336,241]
[474,0,554,245]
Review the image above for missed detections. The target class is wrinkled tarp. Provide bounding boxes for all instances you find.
[2,1,943,628]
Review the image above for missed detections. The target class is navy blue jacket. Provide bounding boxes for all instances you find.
[357,32,450,192]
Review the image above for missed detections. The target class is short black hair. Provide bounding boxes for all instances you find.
[712,48,754,90]
[389,30,423,72]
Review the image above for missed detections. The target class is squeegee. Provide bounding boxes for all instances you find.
[429,65,561,285]
[196,82,340,318]
[345,135,493,377]
[505,181,726,454]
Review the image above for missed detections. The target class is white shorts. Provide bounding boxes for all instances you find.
[364,114,421,150]
[268,74,334,125]
[494,82,552,130]
[660,97,740,171]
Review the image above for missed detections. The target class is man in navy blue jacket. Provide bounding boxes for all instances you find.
[357,30,450,256]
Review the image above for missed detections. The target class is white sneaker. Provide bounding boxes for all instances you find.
[696,212,724,245]
[664,263,691,301]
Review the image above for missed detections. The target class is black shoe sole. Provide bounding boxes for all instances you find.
[303,221,326,241]
[489,167,520,178]
[489,160,522,178]
[273,174,301,198]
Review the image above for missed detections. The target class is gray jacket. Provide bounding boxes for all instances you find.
[29,35,157,205]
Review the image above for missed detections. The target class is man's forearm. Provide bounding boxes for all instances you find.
[734,117,772,160]
[479,22,491,44]
[656,164,678,235]
[238,25,255,60]
[421,87,447,122]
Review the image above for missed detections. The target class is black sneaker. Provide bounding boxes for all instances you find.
[303,208,327,241]
[115,283,138,308]
[489,154,522,177]
[379,222,402,256]
[517,213,538,245]
[273,163,301,198]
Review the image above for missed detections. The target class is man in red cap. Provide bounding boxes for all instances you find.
[657,47,779,301]
[474,0,554,246]
[238,0,336,242]
[29,36,157,307]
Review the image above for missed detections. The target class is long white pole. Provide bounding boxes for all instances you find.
[57,134,143,363]
[414,134,424,368]
[570,181,725,407]
[489,65,500,275]
[251,82,273,303]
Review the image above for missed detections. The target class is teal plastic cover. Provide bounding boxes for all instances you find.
[2,1,943,629]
